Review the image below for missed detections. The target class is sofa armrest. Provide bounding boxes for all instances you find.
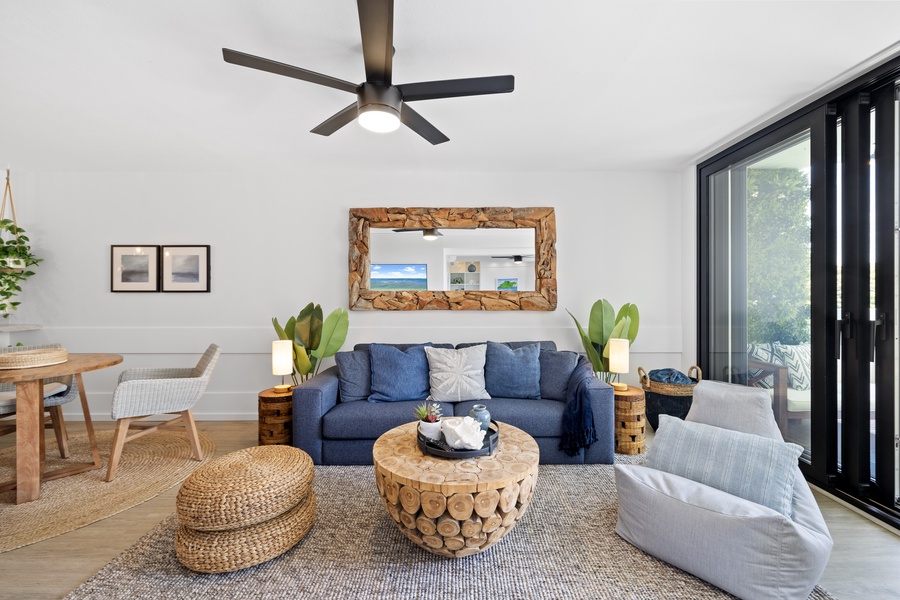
[582,377,615,464]
[748,358,790,435]
[292,366,340,464]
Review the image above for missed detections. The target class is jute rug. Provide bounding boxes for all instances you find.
[65,457,835,600]
[0,429,215,552]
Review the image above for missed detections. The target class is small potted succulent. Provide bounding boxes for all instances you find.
[414,401,442,441]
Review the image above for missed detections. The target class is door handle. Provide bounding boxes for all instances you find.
[870,312,885,362]
[835,312,852,359]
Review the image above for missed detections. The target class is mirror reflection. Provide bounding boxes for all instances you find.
[369,228,536,292]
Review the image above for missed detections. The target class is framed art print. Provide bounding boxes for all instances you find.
[161,245,210,292]
[111,245,159,292]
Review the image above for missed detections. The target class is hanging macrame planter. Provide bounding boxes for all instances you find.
[0,169,41,316]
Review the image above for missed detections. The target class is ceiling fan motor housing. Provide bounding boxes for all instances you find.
[357,82,402,120]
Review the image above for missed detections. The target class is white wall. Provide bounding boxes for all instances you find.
[7,169,687,419]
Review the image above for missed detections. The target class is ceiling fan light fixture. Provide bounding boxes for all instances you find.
[513,255,523,264]
[422,228,442,240]
[358,104,401,133]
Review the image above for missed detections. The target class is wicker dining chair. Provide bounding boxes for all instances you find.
[0,343,80,457]
[105,344,220,482]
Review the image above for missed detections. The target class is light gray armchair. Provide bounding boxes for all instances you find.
[0,343,80,457]
[615,380,833,600]
[106,344,220,481]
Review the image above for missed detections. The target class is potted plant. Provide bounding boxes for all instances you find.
[272,302,349,385]
[414,401,442,441]
[0,219,41,318]
[567,298,639,384]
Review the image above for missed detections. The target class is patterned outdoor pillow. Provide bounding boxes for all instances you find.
[774,343,811,391]
[747,342,780,389]
[424,345,491,403]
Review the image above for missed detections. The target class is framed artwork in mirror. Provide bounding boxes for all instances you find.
[111,245,159,292]
[348,207,556,311]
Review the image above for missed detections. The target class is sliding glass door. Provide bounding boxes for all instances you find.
[699,69,900,527]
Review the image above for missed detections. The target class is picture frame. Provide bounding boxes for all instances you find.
[497,277,518,291]
[160,245,210,292]
[111,245,159,292]
[369,263,427,291]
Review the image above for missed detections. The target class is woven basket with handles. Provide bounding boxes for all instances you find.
[638,365,702,396]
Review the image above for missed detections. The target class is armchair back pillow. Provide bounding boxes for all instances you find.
[647,415,802,517]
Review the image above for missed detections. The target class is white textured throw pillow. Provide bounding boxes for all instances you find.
[424,345,491,403]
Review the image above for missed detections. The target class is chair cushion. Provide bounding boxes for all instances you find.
[538,349,578,401]
[334,350,371,403]
[367,343,432,403]
[484,341,541,399]
[424,345,490,403]
[0,382,68,410]
[747,342,779,388]
[775,342,811,391]
[647,414,802,517]
[687,380,783,440]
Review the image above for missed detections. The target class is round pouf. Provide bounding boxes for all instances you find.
[175,445,315,573]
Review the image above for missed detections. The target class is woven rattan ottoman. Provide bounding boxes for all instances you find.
[175,445,316,573]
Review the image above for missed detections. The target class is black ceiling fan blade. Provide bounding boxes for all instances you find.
[222,48,358,94]
[400,104,449,145]
[357,0,393,85]
[310,103,359,136]
[397,75,515,102]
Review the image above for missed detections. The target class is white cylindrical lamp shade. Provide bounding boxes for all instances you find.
[272,340,294,376]
[607,338,629,374]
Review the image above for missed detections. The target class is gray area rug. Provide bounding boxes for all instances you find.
[66,458,836,599]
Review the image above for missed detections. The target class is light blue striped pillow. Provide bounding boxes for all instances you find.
[646,415,802,517]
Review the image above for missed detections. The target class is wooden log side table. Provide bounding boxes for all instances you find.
[258,387,293,446]
[614,385,646,455]
[373,421,539,558]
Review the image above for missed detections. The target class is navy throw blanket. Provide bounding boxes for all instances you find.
[559,356,598,456]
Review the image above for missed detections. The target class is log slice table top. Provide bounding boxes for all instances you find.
[373,421,539,557]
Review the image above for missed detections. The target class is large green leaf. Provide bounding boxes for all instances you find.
[294,302,323,349]
[588,299,615,346]
[602,316,631,359]
[567,309,604,372]
[272,317,289,340]
[284,316,297,343]
[619,303,640,344]
[293,342,313,376]
[311,308,349,361]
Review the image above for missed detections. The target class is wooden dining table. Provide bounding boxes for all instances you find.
[0,353,123,503]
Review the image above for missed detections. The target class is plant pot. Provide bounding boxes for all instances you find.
[417,420,442,442]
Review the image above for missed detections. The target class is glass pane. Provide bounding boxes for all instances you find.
[707,131,812,454]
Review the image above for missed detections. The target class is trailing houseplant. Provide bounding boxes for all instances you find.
[272,302,349,385]
[567,298,639,383]
[0,219,41,318]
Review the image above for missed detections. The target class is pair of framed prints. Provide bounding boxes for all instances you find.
[111,245,210,293]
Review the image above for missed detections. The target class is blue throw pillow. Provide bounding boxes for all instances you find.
[484,341,541,399]
[646,415,802,517]
[368,343,432,403]
[335,350,371,403]
[539,349,579,401]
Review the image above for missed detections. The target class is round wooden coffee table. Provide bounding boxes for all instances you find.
[372,421,539,558]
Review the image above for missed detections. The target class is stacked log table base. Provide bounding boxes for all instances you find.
[258,387,293,445]
[373,421,539,558]
[614,386,646,455]
[175,445,315,573]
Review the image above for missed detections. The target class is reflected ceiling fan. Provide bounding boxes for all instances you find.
[491,254,534,264]
[222,0,515,145]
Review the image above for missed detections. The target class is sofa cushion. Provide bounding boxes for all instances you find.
[424,345,490,403]
[647,414,802,517]
[334,350,371,403]
[538,349,578,401]
[367,343,432,403]
[483,341,541,399]
[323,399,454,439]
[454,398,567,437]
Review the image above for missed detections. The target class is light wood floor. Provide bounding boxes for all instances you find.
[1,421,898,600]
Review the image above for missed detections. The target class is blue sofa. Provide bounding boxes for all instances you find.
[291,341,615,465]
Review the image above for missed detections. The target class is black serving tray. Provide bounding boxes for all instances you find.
[417,420,500,458]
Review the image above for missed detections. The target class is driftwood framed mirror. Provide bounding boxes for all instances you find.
[348,207,556,311]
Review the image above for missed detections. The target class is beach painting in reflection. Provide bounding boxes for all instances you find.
[370,264,427,291]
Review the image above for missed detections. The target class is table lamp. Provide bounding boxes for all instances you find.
[272,340,294,394]
[607,337,629,392]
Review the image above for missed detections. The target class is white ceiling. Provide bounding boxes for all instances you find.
[2,1,900,174]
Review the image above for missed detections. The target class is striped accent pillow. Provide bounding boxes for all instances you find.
[646,415,802,517]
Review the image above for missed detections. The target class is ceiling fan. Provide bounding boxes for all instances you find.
[222,0,515,145]
[491,254,534,264]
